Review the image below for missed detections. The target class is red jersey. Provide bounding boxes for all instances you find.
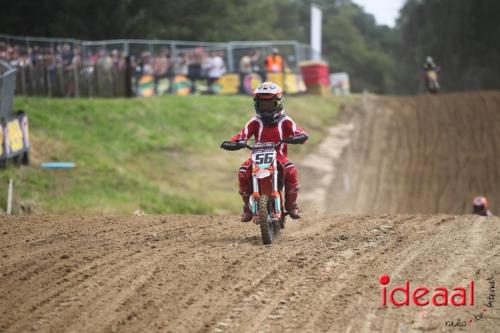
[231,113,307,163]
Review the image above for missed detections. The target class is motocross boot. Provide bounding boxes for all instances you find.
[285,188,301,219]
[240,193,253,222]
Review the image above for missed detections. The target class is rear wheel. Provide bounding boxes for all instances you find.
[258,195,272,245]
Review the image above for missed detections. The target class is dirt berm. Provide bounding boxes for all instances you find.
[1,92,500,333]
[302,91,500,215]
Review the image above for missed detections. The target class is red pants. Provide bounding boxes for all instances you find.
[238,158,299,207]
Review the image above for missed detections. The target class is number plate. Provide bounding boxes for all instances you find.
[252,148,276,167]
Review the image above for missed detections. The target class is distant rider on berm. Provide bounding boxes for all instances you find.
[472,196,493,216]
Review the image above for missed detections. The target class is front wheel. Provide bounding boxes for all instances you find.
[258,195,273,245]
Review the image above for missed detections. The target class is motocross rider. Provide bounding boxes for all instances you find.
[472,196,493,216]
[220,82,308,222]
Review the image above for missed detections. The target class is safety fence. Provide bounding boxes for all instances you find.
[0,34,318,98]
[0,60,16,119]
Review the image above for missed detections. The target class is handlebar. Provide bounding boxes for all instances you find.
[242,140,283,151]
[221,134,307,151]
[220,140,281,151]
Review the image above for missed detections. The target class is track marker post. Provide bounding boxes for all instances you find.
[7,178,13,215]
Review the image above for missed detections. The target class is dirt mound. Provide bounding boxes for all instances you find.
[324,91,500,214]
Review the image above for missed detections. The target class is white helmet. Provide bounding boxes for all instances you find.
[253,82,284,126]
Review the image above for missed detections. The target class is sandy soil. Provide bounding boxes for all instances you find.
[1,92,500,332]
[1,214,498,333]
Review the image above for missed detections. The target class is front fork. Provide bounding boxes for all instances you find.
[250,160,281,220]
[272,162,282,218]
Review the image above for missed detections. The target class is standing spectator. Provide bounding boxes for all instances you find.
[61,44,74,67]
[153,47,170,95]
[110,49,126,96]
[140,51,153,75]
[239,51,252,74]
[265,48,284,73]
[111,49,125,70]
[174,52,189,76]
[201,51,211,80]
[187,48,204,93]
[206,50,226,93]
[29,46,41,66]
[95,49,114,97]
[239,51,253,93]
[65,46,83,97]
[59,44,75,96]
[251,50,261,73]
[46,48,58,95]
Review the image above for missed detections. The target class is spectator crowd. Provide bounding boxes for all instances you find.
[0,39,288,97]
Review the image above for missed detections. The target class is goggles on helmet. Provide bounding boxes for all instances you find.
[255,99,280,113]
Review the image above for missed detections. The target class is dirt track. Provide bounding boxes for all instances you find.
[1,92,500,332]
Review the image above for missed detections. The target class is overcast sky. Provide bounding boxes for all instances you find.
[351,0,406,27]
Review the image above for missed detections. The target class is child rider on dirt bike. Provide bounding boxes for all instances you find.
[220,82,308,222]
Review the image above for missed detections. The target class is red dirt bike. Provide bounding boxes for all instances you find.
[222,138,302,245]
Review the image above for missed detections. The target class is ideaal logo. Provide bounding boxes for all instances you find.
[378,275,495,328]
[378,274,474,306]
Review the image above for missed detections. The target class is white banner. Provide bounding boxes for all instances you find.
[311,4,322,60]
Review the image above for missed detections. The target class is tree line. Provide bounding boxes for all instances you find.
[1,0,499,94]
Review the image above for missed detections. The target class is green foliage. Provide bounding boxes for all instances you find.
[1,0,399,93]
[0,95,348,215]
[4,1,497,94]
[319,2,398,93]
[0,0,283,41]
